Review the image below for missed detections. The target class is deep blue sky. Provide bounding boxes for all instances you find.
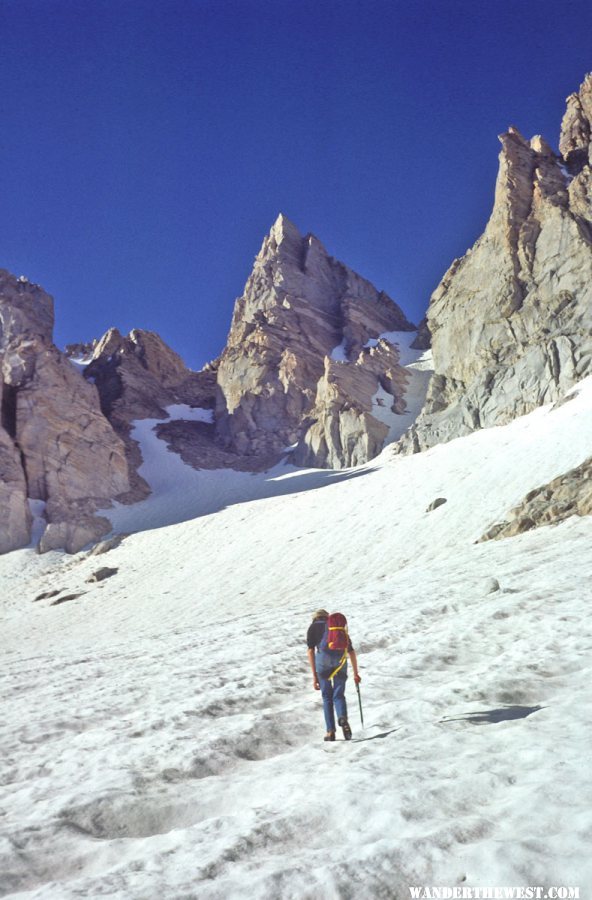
[1,0,591,369]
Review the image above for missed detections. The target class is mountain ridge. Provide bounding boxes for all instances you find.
[3,73,592,553]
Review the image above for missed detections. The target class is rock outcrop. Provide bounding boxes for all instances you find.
[155,418,279,472]
[64,339,97,361]
[0,271,132,554]
[478,455,592,541]
[215,214,415,466]
[0,399,31,554]
[83,328,217,494]
[293,339,409,468]
[398,74,592,453]
[410,316,431,351]
[85,327,214,426]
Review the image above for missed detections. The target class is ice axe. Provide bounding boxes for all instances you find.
[355,680,364,727]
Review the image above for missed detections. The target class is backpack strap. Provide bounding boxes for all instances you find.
[326,648,348,680]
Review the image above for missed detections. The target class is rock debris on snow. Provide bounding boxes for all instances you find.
[86,567,119,583]
[426,497,447,512]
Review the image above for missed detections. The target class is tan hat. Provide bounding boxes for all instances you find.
[313,609,329,620]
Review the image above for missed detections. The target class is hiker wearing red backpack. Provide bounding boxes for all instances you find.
[306,609,361,741]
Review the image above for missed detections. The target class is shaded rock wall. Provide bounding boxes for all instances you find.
[85,327,203,425]
[83,328,217,496]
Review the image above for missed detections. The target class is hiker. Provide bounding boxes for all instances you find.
[306,609,361,741]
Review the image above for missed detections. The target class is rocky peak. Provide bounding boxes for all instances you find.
[215,215,415,462]
[129,329,191,387]
[84,327,212,432]
[266,212,305,260]
[89,327,189,388]
[235,215,348,330]
[91,326,125,359]
[0,270,54,349]
[398,74,592,455]
[559,73,592,169]
[492,126,566,230]
[83,218,420,475]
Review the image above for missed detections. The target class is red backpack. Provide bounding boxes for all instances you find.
[320,612,348,653]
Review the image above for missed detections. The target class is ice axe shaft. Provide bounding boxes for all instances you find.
[356,682,364,727]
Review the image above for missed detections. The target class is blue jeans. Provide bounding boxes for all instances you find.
[318,668,348,732]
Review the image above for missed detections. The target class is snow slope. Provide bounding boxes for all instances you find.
[100,405,369,536]
[1,379,592,898]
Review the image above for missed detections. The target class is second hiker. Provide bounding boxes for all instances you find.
[306,609,361,742]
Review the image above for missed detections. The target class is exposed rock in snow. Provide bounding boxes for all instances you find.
[87,533,129,556]
[479,454,592,541]
[484,576,501,593]
[426,497,447,512]
[86,566,118,583]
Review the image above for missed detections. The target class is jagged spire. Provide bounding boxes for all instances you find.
[267,212,302,248]
[271,211,299,233]
[559,73,592,164]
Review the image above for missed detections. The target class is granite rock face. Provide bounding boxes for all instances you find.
[0,270,54,345]
[293,340,409,468]
[398,75,592,453]
[215,214,415,466]
[559,75,592,170]
[0,271,131,554]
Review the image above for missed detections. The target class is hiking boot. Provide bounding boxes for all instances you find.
[338,716,352,740]
[324,732,336,742]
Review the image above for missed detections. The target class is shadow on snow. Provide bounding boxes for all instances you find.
[440,705,544,725]
[104,461,378,537]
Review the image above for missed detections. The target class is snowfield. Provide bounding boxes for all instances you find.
[1,379,592,898]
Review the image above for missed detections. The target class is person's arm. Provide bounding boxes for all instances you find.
[348,648,361,684]
[307,647,320,690]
